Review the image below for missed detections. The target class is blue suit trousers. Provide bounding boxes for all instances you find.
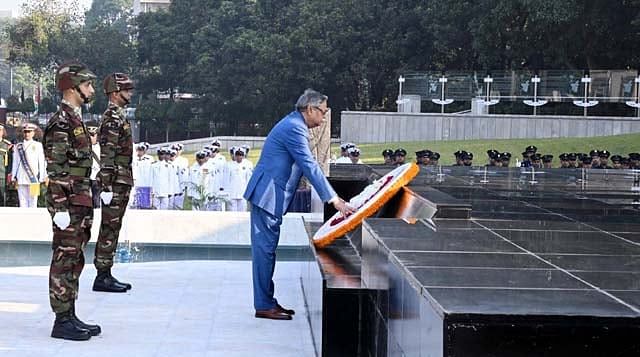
[250,205,283,310]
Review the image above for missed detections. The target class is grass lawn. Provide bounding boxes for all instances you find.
[180,132,640,167]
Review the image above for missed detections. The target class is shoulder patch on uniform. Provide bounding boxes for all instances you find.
[73,127,84,136]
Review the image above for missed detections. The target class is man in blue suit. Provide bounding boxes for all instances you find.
[244,89,354,320]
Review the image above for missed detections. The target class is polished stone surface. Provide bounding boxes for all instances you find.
[308,166,640,356]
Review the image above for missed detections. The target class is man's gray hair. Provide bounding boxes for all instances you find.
[295,88,328,111]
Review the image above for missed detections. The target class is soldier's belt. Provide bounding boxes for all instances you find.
[67,167,90,177]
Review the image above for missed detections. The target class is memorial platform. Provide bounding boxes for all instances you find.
[302,164,640,356]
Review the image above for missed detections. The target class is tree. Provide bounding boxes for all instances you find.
[39,97,57,114]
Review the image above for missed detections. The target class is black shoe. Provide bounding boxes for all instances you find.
[93,270,128,293]
[51,312,91,341]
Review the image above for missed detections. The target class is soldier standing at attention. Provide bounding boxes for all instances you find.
[43,61,99,340]
[0,124,12,206]
[93,73,135,293]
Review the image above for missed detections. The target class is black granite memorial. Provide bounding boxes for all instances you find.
[301,164,640,356]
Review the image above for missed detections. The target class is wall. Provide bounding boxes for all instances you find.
[340,111,640,144]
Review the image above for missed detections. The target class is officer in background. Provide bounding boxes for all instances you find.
[44,61,99,340]
[382,149,394,165]
[86,121,101,208]
[430,152,441,166]
[0,124,12,206]
[597,150,611,169]
[394,148,407,165]
[461,151,474,166]
[415,150,432,166]
[94,73,135,293]
[500,152,511,167]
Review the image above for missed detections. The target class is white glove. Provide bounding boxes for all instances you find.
[100,192,114,205]
[53,212,71,230]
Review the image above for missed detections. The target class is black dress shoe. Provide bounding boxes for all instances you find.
[255,308,293,320]
[51,312,91,341]
[276,303,295,315]
[93,270,128,293]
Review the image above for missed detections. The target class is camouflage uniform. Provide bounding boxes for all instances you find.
[95,102,133,270]
[0,134,12,206]
[43,101,94,314]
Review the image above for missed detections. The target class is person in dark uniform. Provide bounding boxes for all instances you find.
[567,153,578,168]
[415,150,432,166]
[487,149,499,166]
[530,154,542,168]
[382,149,394,165]
[629,153,640,169]
[430,152,441,166]
[589,150,601,168]
[610,155,623,169]
[394,148,407,165]
[94,73,135,293]
[44,61,99,340]
[559,153,569,168]
[541,154,554,168]
[453,150,465,166]
[461,152,473,166]
[597,150,611,169]
[500,152,512,167]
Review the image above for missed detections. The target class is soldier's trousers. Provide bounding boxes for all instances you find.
[95,183,131,270]
[49,204,93,314]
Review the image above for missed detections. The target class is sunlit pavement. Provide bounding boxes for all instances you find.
[0,261,315,357]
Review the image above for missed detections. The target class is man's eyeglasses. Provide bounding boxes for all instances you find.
[313,106,329,116]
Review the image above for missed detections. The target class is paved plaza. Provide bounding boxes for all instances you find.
[0,260,315,357]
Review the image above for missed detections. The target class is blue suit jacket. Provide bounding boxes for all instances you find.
[244,110,336,218]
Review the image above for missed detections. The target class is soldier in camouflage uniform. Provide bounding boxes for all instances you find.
[93,73,135,293]
[0,124,13,206]
[43,61,100,341]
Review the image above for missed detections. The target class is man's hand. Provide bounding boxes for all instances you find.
[53,211,71,230]
[332,197,356,217]
[100,192,113,205]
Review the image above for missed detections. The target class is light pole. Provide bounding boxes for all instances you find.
[479,74,499,113]
[625,75,640,117]
[523,74,548,116]
[431,75,454,114]
[396,75,409,111]
[573,73,598,117]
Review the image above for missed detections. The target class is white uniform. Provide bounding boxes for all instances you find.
[335,156,351,164]
[172,156,189,209]
[210,153,226,167]
[11,139,47,208]
[90,143,100,180]
[151,160,178,210]
[223,159,252,211]
[132,155,154,208]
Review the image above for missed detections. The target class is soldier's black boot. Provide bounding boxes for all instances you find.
[108,270,132,290]
[51,311,91,341]
[70,304,101,336]
[93,269,128,293]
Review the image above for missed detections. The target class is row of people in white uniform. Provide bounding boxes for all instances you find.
[131,141,253,211]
